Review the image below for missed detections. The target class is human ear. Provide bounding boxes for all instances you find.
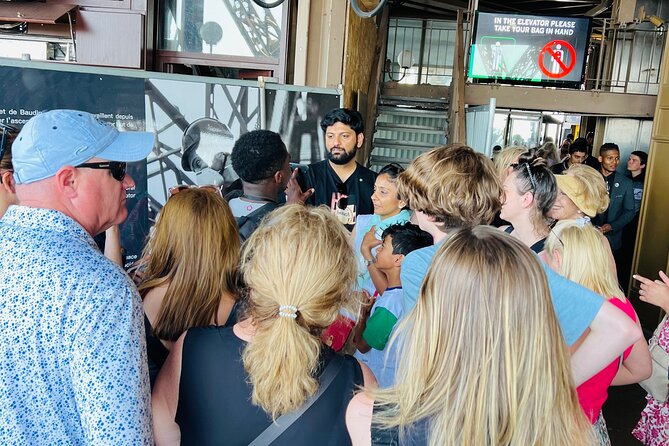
[522,191,535,208]
[553,250,562,271]
[395,254,405,267]
[356,132,364,149]
[54,166,78,198]
[274,170,283,185]
[1,171,15,193]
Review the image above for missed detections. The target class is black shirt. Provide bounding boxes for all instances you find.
[304,160,376,230]
[176,326,364,446]
[144,301,239,388]
[550,160,570,175]
[504,225,546,253]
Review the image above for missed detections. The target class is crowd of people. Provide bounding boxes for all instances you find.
[0,108,667,445]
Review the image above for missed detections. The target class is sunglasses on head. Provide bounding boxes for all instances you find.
[76,161,127,182]
[168,184,222,197]
[0,123,19,164]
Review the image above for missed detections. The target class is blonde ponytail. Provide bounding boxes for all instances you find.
[240,205,357,418]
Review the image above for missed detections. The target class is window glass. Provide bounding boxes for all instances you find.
[160,1,283,61]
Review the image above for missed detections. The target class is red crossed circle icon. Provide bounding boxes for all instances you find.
[538,40,576,79]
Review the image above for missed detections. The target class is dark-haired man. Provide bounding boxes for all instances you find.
[303,108,376,230]
[593,143,635,255]
[617,150,649,288]
[627,150,648,213]
[551,137,588,174]
[228,129,311,240]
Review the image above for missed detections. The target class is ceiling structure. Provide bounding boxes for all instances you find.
[388,0,613,20]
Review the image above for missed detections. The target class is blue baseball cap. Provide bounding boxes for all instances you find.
[12,109,155,184]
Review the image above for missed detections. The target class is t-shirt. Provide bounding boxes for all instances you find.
[400,241,604,346]
[304,160,376,230]
[228,197,268,217]
[576,297,637,423]
[355,287,404,388]
[354,211,413,295]
[627,171,645,214]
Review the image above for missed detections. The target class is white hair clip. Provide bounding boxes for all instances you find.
[278,305,298,319]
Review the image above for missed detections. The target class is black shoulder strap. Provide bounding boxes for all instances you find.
[236,202,280,241]
[248,355,345,446]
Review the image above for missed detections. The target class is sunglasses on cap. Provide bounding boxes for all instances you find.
[76,161,127,182]
[168,184,222,197]
[0,123,19,164]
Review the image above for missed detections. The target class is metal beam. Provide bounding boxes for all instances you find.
[464,83,656,117]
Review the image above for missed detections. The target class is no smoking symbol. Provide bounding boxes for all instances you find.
[538,40,576,79]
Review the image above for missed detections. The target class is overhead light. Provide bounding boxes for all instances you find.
[648,15,665,28]
[638,6,666,29]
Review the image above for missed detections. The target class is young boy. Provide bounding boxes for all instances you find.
[353,222,432,388]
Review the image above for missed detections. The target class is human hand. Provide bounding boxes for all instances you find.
[361,225,381,258]
[286,168,314,205]
[635,271,669,313]
[599,224,613,234]
[360,290,375,316]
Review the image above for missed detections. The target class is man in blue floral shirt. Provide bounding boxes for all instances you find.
[0,110,154,445]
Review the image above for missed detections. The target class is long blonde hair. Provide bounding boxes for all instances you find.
[138,188,240,341]
[373,226,593,445]
[545,219,621,299]
[240,205,357,418]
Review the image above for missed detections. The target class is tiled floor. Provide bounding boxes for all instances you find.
[603,384,647,445]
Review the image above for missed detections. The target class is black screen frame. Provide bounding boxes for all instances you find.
[468,11,593,89]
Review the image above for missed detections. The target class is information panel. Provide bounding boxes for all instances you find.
[469,12,592,87]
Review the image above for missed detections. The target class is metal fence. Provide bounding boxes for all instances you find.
[385,18,458,86]
[385,16,665,96]
[586,21,665,95]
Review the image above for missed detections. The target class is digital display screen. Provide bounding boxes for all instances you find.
[469,12,592,88]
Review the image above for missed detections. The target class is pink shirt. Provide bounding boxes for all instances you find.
[576,297,637,423]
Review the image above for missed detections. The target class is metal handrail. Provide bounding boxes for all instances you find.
[586,20,664,94]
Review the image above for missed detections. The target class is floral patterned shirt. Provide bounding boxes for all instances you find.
[0,205,152,445]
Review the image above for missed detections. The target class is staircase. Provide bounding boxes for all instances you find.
[369,91,449,171]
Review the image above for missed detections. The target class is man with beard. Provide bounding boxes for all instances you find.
[304,108,376,230]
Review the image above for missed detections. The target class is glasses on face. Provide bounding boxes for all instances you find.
[336,182,348,210]
[76,161,127,182]
[0,123,19,164]
[168,184,222,197]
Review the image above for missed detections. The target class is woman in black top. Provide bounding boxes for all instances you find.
[138,187,241,387]
[153,205,375,445]
[499,151,557,254]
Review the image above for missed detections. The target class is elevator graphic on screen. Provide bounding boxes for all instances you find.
[469,12,591,87]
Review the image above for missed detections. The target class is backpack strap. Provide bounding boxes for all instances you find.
[248,355,345,445]
[236,202,280,241]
